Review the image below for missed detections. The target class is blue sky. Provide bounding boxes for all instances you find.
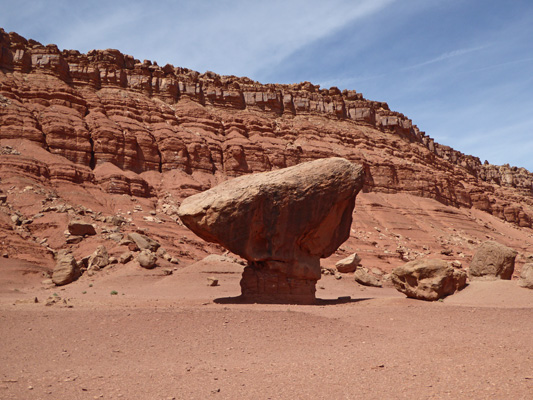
[1,0,532,170]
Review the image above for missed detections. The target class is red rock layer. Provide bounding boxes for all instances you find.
[0,28,532,227]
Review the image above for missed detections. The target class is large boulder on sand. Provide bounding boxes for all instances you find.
[138,250,157,269]
[335,253,362,273]
[519,263,533,289]
[353,266,382,287]
[391,259,467,301]
[469,241,517,280]
[52,252,80,286]
[68,221,96,236]
[178,157,364,303]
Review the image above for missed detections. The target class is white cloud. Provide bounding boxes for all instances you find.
[143,0,397,77]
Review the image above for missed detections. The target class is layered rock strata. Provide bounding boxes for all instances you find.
[0,28,532,229]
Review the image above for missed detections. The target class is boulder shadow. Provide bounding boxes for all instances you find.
[213,295,373,305]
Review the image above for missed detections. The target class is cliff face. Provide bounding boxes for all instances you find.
[0,28,532,229]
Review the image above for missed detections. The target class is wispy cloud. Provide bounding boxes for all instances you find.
[146,0,398,77]
[1,0,397,78]
[462,56,533,75]
[403,45,490,71]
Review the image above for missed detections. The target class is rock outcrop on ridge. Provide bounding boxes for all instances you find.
[178,157,364,303]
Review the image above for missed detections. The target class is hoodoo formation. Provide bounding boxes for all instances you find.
[178,157,364,303]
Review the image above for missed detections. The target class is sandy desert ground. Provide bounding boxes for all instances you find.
[1,257,532,400]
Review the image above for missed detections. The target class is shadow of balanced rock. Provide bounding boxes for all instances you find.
[178,157,364,304]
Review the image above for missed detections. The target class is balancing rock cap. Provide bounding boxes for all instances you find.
[178,157,364,266]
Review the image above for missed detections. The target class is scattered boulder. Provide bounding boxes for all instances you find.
[451,260,463,268]
[66,236,83,245]
[469,241,517,280]
[156,247,168,258]
[11,214,22,226]
[87,245,109,271]
[396,247,409,261]
[207,277,219,286]
[78,255,90,271]
[45,295,73,308]
[321,267,336,276]
[68,221,96,236]
[127,232,160,252]
[391,259,467,301]
[52,252,80,286]
[119,237,133,246]
[138,250,157,269]
[105,215,126,226]
[108,233,123,243]
[178,157,364,304]
[119,251,134,264]
[519,263,533,289]
[353,266,382,287]
[335,253,361,273]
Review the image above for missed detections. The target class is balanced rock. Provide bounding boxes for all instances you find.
[519,263,533,289]
[391,259,467,301]
[469,241,517,280]
[336,253,362,273]
[52,252,80,286]
[68,221,96,236]
[178,157,364,304]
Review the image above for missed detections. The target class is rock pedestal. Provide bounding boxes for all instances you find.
[240,261,320,304]
[178,157,364,303]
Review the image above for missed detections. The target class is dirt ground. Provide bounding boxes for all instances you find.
[1,258,532,400]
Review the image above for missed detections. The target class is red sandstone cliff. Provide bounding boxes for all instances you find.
[0,28,532,271]
[1,28,531,227]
